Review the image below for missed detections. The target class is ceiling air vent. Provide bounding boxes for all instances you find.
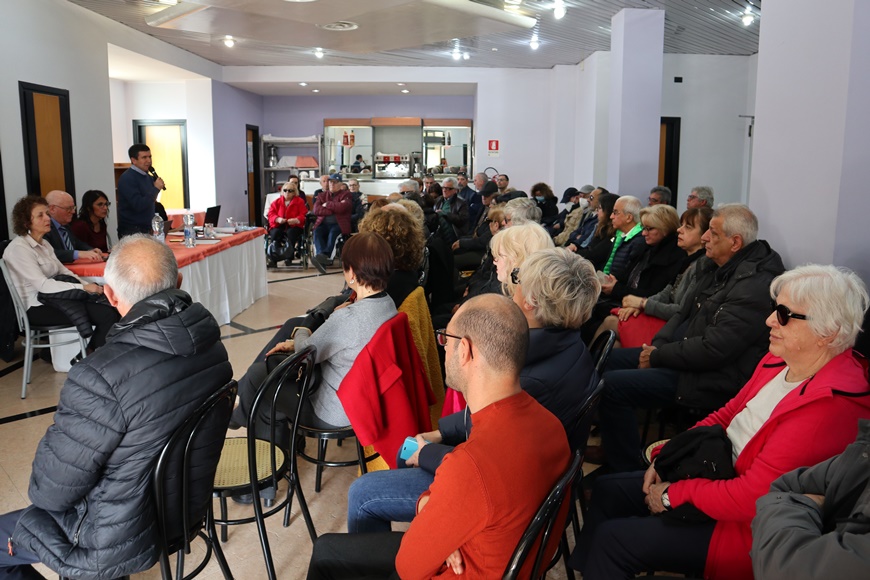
[316,21,359,32]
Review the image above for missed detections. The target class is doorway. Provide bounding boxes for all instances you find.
[246,125,262,226]
[132,120,189,209]
[19,82,76,198]
[659,117,681,206]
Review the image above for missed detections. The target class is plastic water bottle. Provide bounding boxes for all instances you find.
[151,213,165,244]
[183,212,196,248]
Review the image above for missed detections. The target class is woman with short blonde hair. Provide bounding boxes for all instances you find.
[489,222,553,296]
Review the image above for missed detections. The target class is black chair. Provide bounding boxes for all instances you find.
[212,347,317,580]
[589,330,617,375]
[566,380,606,551]
[503,450,583,580]
[152,381,238,580]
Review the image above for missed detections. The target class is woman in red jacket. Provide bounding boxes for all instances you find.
[573,264,870,579]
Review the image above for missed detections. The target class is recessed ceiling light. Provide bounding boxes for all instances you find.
[397,83,405,86]
[317,21,359,32]
[492,47,498,51]
[554,0,566,19]
[299,82,308,87]
[401,89,410,94]
[452,50,461,61]
[742,6,755,25]
[529,34,539,50]
[314,47,324,58]
[312,89,320,93]
[222,35,235,48]
[463,52,470,60]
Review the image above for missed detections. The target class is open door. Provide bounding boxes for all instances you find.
[246,125,262,226]
[659,117,681,206]
[133,120,189,209]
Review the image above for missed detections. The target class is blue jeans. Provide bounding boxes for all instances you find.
[314,222,342,257]
[347,468,434,533]
[599,348,680,471]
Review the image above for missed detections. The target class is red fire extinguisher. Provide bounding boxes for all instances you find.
[342,130,349,147]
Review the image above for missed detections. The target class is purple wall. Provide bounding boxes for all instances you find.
[262,95,475,136]
[211,81,265,224]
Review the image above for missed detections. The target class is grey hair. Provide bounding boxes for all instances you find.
[394,199,425,225]
[505,197,542,224]
[441,176,459,189]
[692,186,715,206]
[617,195,642,223]
[650,186,672,204]
[104,234,178,306]
[518,248,601,328]
[770,264,869,354]
[714,203,758,244]
[400,179,420,194]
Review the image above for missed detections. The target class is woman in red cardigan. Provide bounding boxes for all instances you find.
[573,264,870,580]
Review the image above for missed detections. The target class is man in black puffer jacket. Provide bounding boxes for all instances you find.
[0,235,232,580]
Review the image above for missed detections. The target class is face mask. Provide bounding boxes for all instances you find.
[535,196,545,202]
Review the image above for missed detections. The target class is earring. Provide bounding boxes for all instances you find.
[350,278,356,285]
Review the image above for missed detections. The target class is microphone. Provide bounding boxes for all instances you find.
[149,166,167,190]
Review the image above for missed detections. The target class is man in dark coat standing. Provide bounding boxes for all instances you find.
[0,234,232,580]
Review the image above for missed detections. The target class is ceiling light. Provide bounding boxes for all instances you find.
[492,47,498,51]
[312,89,320,93]
[299,82,308,86]
[397,83,405,86]
[554,0,566,20]
[222,35,235,48]
[741,6,755,26]
[504,0,522,4]
[529,34,539,50]
[401,89,410,94]
[463,52,470,60]
[452,49,461,61]
[314,47,324,58]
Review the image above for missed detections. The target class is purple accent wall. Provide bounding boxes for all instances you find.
[262,95,475,136]
[211,81,265,224]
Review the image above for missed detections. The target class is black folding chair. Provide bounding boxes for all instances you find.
[152,381,238,580]
[589,330,616,375]
[503,450,583,580]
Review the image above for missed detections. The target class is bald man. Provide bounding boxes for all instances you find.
[45,191,103,263]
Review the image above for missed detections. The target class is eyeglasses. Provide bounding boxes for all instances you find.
[611,209,623,216]
[686,194,699,201]
[510,267,521,285]
[435,328,463,347]
[772,302,810,326]
[94,201,111,208]
[281,188,293,192]
[443,186,456,191]
[642,226,656,233]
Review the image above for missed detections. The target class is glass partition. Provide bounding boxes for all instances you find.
[323,125,373,176]
[422,125,471,176]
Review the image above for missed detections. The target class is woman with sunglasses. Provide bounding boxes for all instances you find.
[70,190,112,252]
[574,264,870,580]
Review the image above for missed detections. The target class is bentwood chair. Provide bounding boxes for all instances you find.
[0,258,87,398]
[503,450,583,580]
[152,381,237,580]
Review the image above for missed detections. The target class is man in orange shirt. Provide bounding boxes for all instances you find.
[307,294,570,579]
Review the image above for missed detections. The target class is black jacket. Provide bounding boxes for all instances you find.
[14,289,232,579]
[432,194,469,239]
[651,240,785,409]
[46,221,93,264]
[609,234,687,300]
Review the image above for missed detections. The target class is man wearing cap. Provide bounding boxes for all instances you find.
[552,185,594,240]
[563,186,607,249]
[312,173,352,260]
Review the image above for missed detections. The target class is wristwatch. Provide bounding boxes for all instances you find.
[661,490,672,511]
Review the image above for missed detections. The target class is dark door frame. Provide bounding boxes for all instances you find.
[19,81,76,198]
[0,149,7,240]
[246,124,262,227]
[660,117,681,206]
[132,119,190,208]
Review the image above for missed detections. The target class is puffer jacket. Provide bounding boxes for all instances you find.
[14,289,232,579]
[650,240,785,410]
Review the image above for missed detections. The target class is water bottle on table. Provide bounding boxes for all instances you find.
[183,212,196,247]
[151,213,165,244]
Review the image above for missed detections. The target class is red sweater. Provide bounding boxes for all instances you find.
[267,195,307,230]
[395,391,570,579]
[313,189,352,234]
[664,350,870,579]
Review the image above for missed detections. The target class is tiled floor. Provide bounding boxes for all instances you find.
[0,265,577,579]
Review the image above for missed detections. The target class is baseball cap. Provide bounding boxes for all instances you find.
[329,173,343,182]
[579,184,596,194]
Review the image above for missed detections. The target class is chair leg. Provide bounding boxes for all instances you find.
[314,438,328,492]
[291,453,318,542]
[207,507,234,580]
[356,439,368,475]
[175,548,184,580]
[561,531,576,580]
[21,333,33,399]
[218,495,229,543]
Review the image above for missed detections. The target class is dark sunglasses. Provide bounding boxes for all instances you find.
[510,267,520,285]
[772,302,809,326]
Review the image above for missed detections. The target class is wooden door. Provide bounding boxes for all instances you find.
[133,120,189,209]
[19,82,75,197]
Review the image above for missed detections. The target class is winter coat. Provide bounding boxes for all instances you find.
[608,233,687,301]
[14,289,233,579]
[650,240,785,410]
[313,189,353,235]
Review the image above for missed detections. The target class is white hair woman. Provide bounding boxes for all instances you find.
[575,264,870,580]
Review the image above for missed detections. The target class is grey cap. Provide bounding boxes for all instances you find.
[579,184,596,194]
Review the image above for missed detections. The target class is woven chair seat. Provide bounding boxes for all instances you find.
[643,439,670,466]
[214,438,286,490]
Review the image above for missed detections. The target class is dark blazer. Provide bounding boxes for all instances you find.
[46,220,93,263]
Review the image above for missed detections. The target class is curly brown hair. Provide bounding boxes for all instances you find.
[11,196,49,237]
[358,206,426,272]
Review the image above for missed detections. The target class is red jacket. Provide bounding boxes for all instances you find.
[267,195,307,230]
[313,189,352,235]
[663,350,870,579]
[337,313,436,468]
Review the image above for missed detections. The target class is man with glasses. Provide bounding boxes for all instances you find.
[588,204,785,472]
[44,190,103,264]
[648,185,672,206]
[308,294,570,579]
[431,176,469,244]
[564,186,608,250]
[686,185,714,209]
[266,177,307,267]
[347,178,365,232]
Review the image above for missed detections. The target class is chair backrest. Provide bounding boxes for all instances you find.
[0,258,29,334]
[568,379,606,456]
[589,330,617,375]
[152,380,238,562]
[204,205,221,226]
[503,450,583,580]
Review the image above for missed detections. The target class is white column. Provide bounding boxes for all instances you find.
[606,9,664,196]
[750,0,870,283]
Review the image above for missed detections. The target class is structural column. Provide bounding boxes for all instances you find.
[606,8,664,197]
[750,0,870,283]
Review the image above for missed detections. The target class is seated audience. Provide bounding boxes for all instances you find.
[752,417,870,579]
[550,185,591,237]
[3,196,119,351]
[599,207,713,347]
[573,264,870,580]
[308,294,571,579]
[345,248,600,534]
[569,192,619,270]
[70,189,112,253]
[648,185,672,206]
[230,233,397,449]
[359,206,426,310]
[44,190,103,264]
[563,186,609,249]
[431,177,469,245]
[313,174,352,259]
[491,222,554,296]
[530,182,559,227]
[266,177,307,267]
[592,204,785,471]
[451,181,499,271]
[0,234,231,580]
